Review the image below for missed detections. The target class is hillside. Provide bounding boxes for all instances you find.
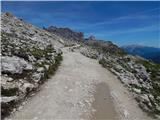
[1,12,63,118]
[76,39,160,118]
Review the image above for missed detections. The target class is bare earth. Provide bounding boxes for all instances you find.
[7,48,153,120]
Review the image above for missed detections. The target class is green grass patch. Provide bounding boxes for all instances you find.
[42,54,63,81]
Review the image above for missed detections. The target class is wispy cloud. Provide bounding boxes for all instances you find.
[86,24,160,37]
[136,7,160,14]
[76,15,156,30]
[75,7,160,30]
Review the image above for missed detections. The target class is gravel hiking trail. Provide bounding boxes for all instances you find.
[7,47,152,120]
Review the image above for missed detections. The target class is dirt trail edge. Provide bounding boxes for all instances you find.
[7,47,152,120]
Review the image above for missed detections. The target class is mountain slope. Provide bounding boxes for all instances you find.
[74,37,160,118]
[1,12,63,118]
[122,45,160,63]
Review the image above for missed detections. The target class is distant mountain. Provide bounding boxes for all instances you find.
[45,26,84,42]
[85,36,125,55]
[122,45,160,63]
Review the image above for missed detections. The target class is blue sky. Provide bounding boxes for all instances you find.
[2,1,160,47]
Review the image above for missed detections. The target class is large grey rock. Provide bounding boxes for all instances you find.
[1,96,18,103]
[32,72,42,82]
[1,56,33,74]
[20,82,35,93]
[1,75,19,90]
[133,88,141,94]
[37,67,45,73]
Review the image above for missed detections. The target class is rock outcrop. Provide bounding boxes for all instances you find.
[45,26,84,46]
[85,36,125,55]
[1,12,63,118]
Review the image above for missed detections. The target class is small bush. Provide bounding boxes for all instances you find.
[41,54,63,82]
[30,48,45,59]
[1,87,18,96]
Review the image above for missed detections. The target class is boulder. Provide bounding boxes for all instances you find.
[2,56,33,74]
[1,96,18,103]
[20,82,35,93]
[1,96,18,119]
[133,88,141,94]
[44,65,49,70]
[32,72,42,82]
[37,67,45,73]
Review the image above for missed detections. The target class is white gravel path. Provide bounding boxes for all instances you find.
[7,47,152,120]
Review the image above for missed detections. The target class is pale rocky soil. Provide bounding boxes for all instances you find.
[6,47,153,120]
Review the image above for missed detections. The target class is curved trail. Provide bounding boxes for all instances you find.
[8,48,152,120]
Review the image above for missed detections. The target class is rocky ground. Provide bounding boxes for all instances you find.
[1,12,63,119]
[74,40,160,119]
[6,47,152,120]
[99,55,160,118]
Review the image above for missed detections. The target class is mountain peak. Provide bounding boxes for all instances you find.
[46,26,84,42]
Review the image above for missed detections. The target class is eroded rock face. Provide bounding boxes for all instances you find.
[1,12,63,118]
[85,36,125,55]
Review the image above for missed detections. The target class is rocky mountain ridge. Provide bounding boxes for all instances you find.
[84,36,125,56]
[45,26,84,46]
